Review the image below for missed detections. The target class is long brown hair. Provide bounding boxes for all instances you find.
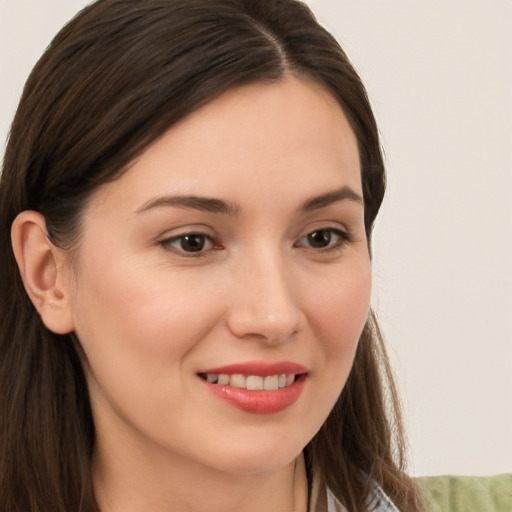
[0,1,422,510]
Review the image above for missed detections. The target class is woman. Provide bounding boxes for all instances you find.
[0,0,424,511]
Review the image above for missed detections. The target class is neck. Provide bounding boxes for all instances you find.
[93,441,309,512]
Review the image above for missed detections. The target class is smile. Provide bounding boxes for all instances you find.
[199,373,296,390]
[197,362,308,414]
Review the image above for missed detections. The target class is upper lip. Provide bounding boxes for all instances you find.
[197,361,308,377]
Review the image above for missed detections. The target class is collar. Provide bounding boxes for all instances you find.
[326,484,401,512]
[308,471,401,512]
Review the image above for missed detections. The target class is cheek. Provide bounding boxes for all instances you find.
[69,259,227,436]
[306,261,372,386]
[69,251,224,403]
[312,263,371,345]
[72,251,216,346]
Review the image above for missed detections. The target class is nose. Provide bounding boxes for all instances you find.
[226,249,302,345]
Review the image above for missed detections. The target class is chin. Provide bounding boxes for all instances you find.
[198,435,306,476]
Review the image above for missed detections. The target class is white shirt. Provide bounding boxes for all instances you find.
[326,484,401,512]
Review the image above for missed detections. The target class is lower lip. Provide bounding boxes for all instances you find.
[201,374,306,414]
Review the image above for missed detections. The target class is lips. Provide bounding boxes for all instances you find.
[197,362,307,414]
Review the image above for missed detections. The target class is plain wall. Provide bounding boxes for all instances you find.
[1,0,511,477]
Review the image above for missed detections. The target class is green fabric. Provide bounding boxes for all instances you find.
[418,474,512,512]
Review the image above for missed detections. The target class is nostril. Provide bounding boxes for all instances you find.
[227,308,301,345]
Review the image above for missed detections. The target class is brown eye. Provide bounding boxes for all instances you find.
[297,228,351,252]
[160,233,215,255]
[179,234,206,252]
[307,230,332,248]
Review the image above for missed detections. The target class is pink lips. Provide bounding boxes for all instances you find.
[198,361,307,414]
[199,361,307,377]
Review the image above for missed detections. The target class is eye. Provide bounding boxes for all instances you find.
[297,228,350,251]
[159,233,216,255]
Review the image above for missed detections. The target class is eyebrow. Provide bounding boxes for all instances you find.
[135,195,240,216]
[300,186,363,212]
[135,186,363,216]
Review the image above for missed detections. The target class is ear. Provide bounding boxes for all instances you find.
[11,211,75,334]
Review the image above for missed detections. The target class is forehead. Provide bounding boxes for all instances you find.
[87,75,361,216]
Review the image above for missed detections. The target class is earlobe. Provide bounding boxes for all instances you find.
[11,211,75,334]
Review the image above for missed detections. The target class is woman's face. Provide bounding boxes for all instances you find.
[67,76,371,475]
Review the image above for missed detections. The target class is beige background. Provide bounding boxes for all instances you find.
[1,0,511,477]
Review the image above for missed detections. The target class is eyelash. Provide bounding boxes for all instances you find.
[158,227,352,257]
[295,228,352,253]
[158,232,219,257]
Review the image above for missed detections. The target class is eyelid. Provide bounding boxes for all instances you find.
[295,226,352,252]
[155,223,354,257]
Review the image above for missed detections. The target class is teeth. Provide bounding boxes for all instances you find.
[230,374,246,388]
[246,376,263,390]
[204,373,297,390]
[263,375,279,391]
[217,374,230,385]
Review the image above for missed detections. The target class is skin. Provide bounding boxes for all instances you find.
[13,75,371,512]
